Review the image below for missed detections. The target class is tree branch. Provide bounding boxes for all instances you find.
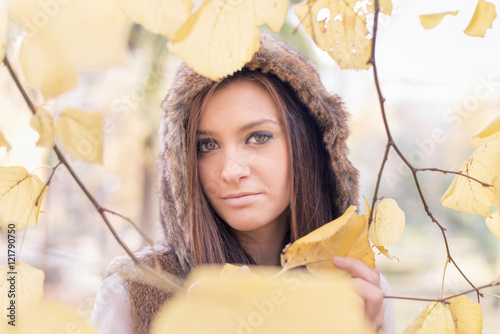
[3,55,182,291]
[367,0,480,300]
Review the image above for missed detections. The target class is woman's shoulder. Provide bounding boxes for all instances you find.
[95,244,190,334]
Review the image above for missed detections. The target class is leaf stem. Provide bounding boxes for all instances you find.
[441,259,448,299]
[36,162,62,206]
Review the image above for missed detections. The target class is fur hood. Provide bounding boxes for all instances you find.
[158,34,359,273]
[104,34,360,334]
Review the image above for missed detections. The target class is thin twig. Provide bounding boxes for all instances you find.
[441,280,499,301]
[383,295,448,304]
[415,168,492,188]
[369,142,392,223]
[103,208,155,246]
[385,279,500,303]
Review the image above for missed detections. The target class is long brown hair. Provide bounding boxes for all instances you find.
[186,70,336,265]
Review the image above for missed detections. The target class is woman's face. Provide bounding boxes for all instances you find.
[197,80,291,236]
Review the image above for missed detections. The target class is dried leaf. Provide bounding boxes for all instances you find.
[470,114,500,149]
[281,205,375,278]
[151,266,375,334]
[486,210,500,242]
[0,8,7,61]
[169,0,288,80]
[449,295,483,334]
[55,108,103,164]
[373,244,398,260]
[30,109,55,147]
[419,11,459,30]
[0,129,12,152]
[6,0,131,98]
[441,140,500,216]
[0,262,44,320]
[369,198,405,246]
[0,167,47,231]
[0,300,97,333]
[294,0,375,70]
[464,0,497,38]
[118,0,191,39]
[403,302,455,334]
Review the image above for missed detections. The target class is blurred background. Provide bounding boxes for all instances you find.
[0,0,499,332]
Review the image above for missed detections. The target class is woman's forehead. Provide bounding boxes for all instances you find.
[198,80,281,130]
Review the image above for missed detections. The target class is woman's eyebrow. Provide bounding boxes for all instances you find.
[196,119,279,136]
[239,119,278,132]
[196,129,213,136]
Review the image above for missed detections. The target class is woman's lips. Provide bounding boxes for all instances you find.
[222,193,261,207]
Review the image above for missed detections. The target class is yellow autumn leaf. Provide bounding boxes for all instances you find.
[151,266,375,334]
[470,114,500,149]
[118,0,191,39]
[30,108,55,147]
[464,0,497,38]
[403,302,455,334]
[0,167,47,231]
[6,0,131,99]
[419,11,459,30]
[294,0,376,70]
[0,129,12,152]
[0,8,7,61]
[369,198,405,247]
[0,300,97,333]
[486,210,500,242]
[169,0,288,80]
[0,262,44,322]
[441,140,500,216]
[449,295,483,334]
[404,295,482,334]
[55,108,103,164]
[281,205,375,278]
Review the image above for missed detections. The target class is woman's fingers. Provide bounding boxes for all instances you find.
[333,256,384,330]
[333,256,380,287]
[352,278,385,330]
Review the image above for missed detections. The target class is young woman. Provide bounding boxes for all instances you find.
[92,35,395,334]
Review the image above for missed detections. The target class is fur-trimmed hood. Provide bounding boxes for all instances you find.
[158,34,359,273]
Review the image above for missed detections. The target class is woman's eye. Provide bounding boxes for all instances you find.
[197,139,218,153]
[247,131,273,144]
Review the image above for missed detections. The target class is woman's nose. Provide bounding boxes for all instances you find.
[220,153,250,183]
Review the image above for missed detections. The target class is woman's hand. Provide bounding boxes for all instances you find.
[333,256,384,330]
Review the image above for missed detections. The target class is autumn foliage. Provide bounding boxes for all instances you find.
[0,0,499,333]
